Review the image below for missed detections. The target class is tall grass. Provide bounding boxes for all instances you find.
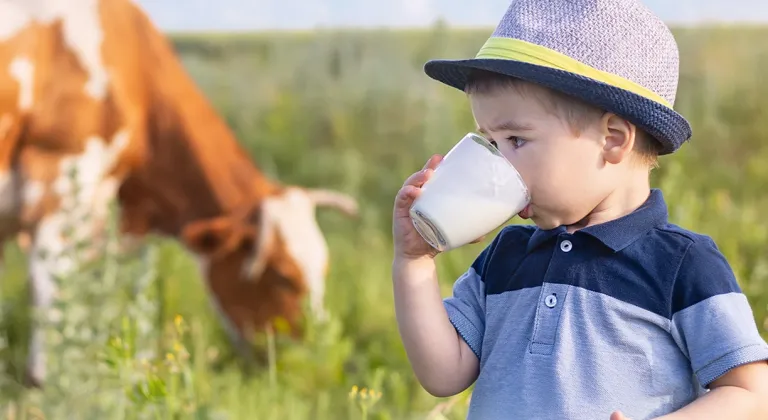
[0,24,766,418]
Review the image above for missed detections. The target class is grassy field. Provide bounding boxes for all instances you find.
[0,24,767,419]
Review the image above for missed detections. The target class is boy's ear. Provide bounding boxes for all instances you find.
[601,112,636,165]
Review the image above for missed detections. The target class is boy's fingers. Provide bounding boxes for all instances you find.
[609,412,628,420]
[395,185,420,208]
[469,235,485,244]
[396,155,442,212]
[421,154,443,171]
[402,171,423,188]
[402,168,434,188]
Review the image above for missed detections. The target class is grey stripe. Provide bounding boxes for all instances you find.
[456,285,699,418]
[444,267,485,358]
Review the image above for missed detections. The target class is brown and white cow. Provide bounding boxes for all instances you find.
[0,0,358,387]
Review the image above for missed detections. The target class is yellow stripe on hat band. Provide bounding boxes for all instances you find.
[475,37,672,109]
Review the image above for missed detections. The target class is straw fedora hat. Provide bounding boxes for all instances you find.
[424,0,692,155]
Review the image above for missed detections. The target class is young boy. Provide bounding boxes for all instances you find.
[391,1,768,419]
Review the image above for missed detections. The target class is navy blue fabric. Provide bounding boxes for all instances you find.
[671,233,743,314]
[469,229,504,282]
[423,58,692,155]
[481,189,737,319]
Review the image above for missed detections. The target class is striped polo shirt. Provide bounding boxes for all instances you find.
[443,188,768,419]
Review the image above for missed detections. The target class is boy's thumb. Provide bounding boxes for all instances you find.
[469,235,486,244]
[610,411,627,420]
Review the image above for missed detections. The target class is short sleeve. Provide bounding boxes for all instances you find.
[670,237,768,387]
[443,234,500,360]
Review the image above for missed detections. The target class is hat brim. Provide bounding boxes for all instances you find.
[424,58,692,155]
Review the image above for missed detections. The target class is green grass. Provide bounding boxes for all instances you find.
[0,24,767,419]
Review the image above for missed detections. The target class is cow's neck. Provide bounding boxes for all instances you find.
[118,26,276,237]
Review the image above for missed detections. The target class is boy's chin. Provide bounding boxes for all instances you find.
[529,215,560,231]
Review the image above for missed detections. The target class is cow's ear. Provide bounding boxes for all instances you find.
[181,217,236,256]
[237,227,257,254]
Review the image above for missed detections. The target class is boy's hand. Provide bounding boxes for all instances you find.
[393,154,443,261]
[610,411,632,420]
[393,154,487,261]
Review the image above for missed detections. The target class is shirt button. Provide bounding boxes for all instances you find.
[560,240,573,253]
[545,294,557,308]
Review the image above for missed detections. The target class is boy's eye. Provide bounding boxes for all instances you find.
[507,136,526,149]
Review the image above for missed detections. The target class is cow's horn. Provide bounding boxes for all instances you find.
[305,188,359,217]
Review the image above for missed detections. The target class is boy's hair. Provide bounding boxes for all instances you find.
[464,69,660,169]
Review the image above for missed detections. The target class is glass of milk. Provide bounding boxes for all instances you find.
[409,132,530,252]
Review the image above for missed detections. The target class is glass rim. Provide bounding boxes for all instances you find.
[462,132,531,203]
[464,132,514,167]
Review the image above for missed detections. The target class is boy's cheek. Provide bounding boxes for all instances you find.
[512,161,540,193]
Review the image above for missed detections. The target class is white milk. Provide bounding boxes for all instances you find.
[410,133,529,251]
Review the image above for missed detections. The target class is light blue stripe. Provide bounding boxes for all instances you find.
[442,269,768,419]
[465,285,697,419]
[444,305,482,359]
[443,267,485,359]
[672,292,768,386]
[696,344,768,387]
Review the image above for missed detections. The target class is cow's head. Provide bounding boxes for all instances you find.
[180,186,358,347]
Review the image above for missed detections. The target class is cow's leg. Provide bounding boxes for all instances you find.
[24,220,61,388]
[22,131,130,387]
[24,198,119,387]
[25,192,97,387]
[0,114,38,382]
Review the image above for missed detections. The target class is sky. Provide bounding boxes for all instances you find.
[135,0,768,32]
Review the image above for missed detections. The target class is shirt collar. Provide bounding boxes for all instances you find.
[526,189,669,253]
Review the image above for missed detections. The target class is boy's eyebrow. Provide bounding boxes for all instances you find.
[477,120,535,134]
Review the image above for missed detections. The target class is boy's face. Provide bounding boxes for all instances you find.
[469,83,617,230]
